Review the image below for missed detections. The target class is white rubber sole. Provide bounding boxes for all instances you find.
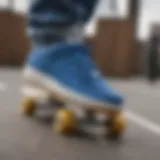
[22,67,121,112]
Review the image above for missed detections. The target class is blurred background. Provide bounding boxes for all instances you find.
[0,1,160,160]
[0,0,159,78]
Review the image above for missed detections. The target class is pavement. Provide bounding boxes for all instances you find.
[0,68,160,160]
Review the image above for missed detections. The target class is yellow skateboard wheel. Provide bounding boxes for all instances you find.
[107,112,127,138]
[54,109,77,134]
[22,97,36,116]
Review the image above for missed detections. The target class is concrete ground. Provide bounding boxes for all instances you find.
[0,68,160,160]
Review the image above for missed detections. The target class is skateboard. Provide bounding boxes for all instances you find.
[21,85,127,138]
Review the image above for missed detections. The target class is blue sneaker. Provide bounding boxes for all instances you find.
[23,43,124,110]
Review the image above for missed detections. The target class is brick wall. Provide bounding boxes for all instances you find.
[0,11,30,65]
[0,11,142,77]
[91,19,142,77]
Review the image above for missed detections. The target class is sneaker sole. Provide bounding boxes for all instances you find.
[21,66,122,113]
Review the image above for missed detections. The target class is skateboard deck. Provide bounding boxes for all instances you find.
[21,84,122,115]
